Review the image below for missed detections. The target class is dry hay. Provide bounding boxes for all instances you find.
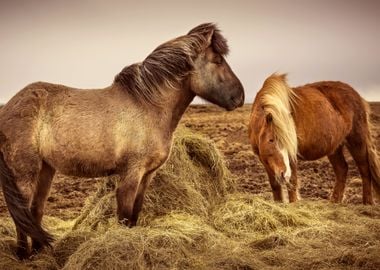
[0,128,379,269]
[64,213,265,270]
[53,230,96,267]
[0,217,72,270]
[212,193,312,238]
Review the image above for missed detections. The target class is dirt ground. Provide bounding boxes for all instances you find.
[0,103,380,220]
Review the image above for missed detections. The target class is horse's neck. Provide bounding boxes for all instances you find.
[159,86,195,132]
[113,83,195,134]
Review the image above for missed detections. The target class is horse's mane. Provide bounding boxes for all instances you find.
[260,73,298,160]
[114,23,229,105]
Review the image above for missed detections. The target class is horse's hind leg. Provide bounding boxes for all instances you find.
[14,180,36,259]
[31,161,55,252]
[328,145,348,203]
[15,227,29,259]
[2,147,46,258]
[346,135,373,204]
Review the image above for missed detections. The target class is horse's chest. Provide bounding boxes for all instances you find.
[117,136,172,172]
[145,145,171,172]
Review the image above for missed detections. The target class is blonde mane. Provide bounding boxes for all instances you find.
[114,23,228,105]
[260,73,298,160]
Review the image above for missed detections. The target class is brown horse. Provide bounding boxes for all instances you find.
[0,23,244,258]
[249,74,380,204]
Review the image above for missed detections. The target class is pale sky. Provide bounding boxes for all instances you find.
[0,0,379,104]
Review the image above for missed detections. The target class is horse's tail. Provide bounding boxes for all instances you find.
[0,136,53,248]
[363,102,380,199]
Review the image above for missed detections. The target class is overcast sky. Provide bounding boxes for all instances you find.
[0,0,379,104]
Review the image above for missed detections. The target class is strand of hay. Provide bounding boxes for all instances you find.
[74,127,234,230]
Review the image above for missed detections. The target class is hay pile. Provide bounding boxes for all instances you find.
[0,128,380,269]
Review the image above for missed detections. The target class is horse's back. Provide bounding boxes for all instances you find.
[300,81,369,130]
[303,81,366,114]
[294,81,367,159]
[0,81,166,178]
[0,82,110,157]
[0,82,68,135]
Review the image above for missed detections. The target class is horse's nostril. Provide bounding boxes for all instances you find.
[239,93,244,106]
[231,94,243,106]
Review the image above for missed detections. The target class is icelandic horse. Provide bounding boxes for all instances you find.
[0,23,244,258]
[249,74,380,204]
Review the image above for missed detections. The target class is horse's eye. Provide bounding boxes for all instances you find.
[269,139,274,143]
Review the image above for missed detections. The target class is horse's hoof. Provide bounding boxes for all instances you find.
[16,247,29,260]
[31,242,43,255]
[330,194,344,203]
[118,217,134,227]
[128,220,137,228]
[363,200,374,205]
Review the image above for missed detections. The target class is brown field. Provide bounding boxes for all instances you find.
[2,103,380,219]
[0,103,380,269]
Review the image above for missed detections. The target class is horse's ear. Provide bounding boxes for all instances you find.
[266,113,273,124]
[205,29,214,47]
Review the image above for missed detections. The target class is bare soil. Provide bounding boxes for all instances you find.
[1,103,380,220]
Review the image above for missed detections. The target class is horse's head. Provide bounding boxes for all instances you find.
[257,113,292,184]
[187,24,244,111]
[250,74,297,187]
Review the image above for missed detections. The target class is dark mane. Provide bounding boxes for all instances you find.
[114,23,228,105]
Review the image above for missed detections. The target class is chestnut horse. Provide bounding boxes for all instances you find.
[249,74,380,204]
[0,23,244,258]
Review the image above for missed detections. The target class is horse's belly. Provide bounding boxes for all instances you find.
[44,150,119,177]
[40,137,122,177]
[299,145,333,160]
[298,130,347,160]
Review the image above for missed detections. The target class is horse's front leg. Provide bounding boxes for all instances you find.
[268,174,285,202]
[130,171,156,227]
[287,161,300,202]
[116,168,145,227]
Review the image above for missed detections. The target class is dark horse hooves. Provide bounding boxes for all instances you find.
[31,241,44,255]
[118,217,138,228]
[15,241,51,260]
[16,247,29,260]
